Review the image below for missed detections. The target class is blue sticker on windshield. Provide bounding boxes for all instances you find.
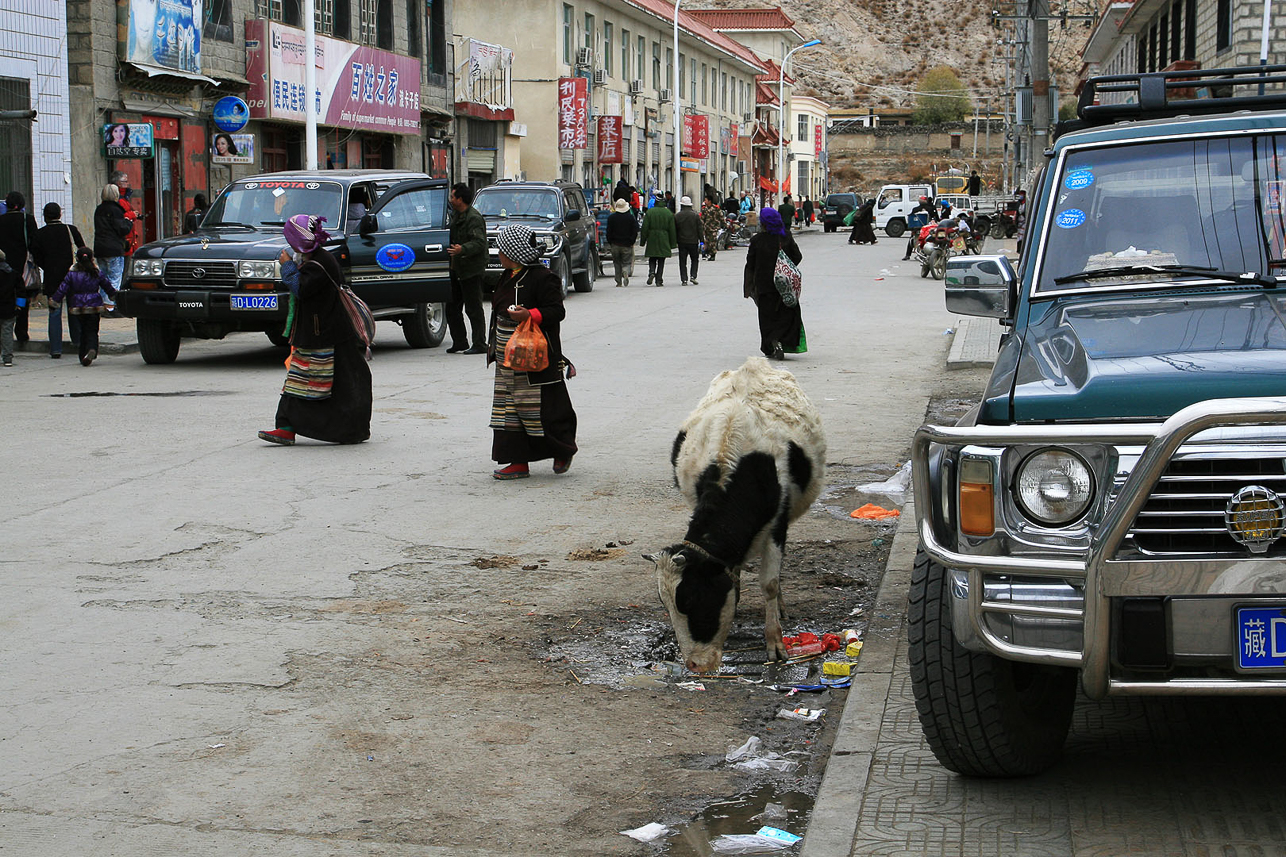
[1056,209,1086,229]
[1064,169,1095,190]
[376,243,415,272]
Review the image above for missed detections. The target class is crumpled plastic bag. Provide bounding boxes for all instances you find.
[850,503,900,520]
[710,832,796,853]
[725,736,799,773]
[857,460,913,502]
[620,822,670,842]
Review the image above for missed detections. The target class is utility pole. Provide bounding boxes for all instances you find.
[1031,0,1050,159]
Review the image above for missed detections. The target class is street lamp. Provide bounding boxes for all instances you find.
[777,38,820,205]
[672,0,682,200]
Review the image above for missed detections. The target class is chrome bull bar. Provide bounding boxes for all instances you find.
[911,395,1286,700]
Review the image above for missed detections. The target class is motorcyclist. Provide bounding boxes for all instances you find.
[903,196,939,260]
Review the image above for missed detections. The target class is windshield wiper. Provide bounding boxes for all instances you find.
[204,221,251,228]
[1055,264,1278,288]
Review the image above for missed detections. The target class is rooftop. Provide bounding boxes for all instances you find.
[686,8,797,31]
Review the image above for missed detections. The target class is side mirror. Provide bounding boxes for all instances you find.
[565,209,582,222]
[359,213,377,237]
[944,254,1015,319]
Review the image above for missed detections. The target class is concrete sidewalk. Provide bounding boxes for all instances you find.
[12,305,139,356]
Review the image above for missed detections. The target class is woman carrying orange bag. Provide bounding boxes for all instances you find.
[486,224,578,480]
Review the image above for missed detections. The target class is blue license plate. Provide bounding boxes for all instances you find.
[230,293,278,311]
[1236,606,1286,670]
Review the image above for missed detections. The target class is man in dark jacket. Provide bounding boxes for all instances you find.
[722,194,740,217]
[605,198,639,287]
[778,195,795,230]
[967,170,982,197]
[0,191,40,342]
[446,182,489,354]
[902,195,939,260]
[674,196,703,286]
[612,179,632,203]
[31,202,86,357]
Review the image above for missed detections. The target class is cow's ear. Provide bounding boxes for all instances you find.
[671,552,687,568]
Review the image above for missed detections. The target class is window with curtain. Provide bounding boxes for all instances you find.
[622,29,630,81]
[406,0,420,57]
[665,48,672,90]
[584,13,595,61]
[701,64,707,105]
[652,42,660,89]
[690,58,696,104]
[604,22,612,76]
[563,5,574,65]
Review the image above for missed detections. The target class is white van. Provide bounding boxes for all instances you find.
[873,183,933,237]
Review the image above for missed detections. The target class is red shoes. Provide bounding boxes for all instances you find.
[258,429,296,445]
[553,459,572,474]
[493,463,530,480]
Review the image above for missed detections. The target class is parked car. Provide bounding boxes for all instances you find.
[473,180,599,295]
[820,192,861,233]
[118,170,450,364]
[910,65,1286,777]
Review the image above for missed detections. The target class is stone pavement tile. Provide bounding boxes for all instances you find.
[831,672,892,755]
[878,672,925,746]
[1185,845,1286,857]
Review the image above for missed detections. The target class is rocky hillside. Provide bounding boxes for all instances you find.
[703,0,1094,113]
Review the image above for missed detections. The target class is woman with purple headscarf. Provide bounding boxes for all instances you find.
[743,206,804,360]
[258,214,372,445]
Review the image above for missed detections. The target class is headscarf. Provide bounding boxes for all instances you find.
[759,206,787,237]
[497,223,543,265]
[284,214,329,254]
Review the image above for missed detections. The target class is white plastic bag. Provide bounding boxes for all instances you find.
[725,736,799,773]
[857,460,913,503]
[620,822,670,842]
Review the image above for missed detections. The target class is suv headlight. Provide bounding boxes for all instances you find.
[132,258,163,277]
[238,260,279,279]
[1015,448,1094,525]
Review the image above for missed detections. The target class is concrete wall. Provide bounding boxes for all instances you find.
[829,122,1004,157]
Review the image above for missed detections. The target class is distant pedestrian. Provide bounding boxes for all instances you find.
[48,247,116,367]
[183,193,207,234]
[778,195,795,230]
[31,202,86,358]
[605,198,638,287]
[663,190,676,212]
[258,214,372,446]
[674,196,703,286]
[445,182,488,355]
[744,207,802,361]
[612,178,632,203]
[701,196,724,261]
[802,196,814,225]
[93,183,133,308]
[722,193,740,218]
[740,192,753,215]
[639,195,676,287]
[0,191,39,343]
[967,170,982,198]
[0,249,14,367]
[848,198,877,245]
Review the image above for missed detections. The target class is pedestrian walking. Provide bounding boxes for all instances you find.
[487,224,578,481]
[967,170,982,198]
[183,193,207,234]
[743,207,803,361]
[0,249,14,367]
[778,195,795,231]
[258,215,372,446]
[802,196,814,225]
[639,196,676,287]
[47,247,116,367]
[848,198,877,245]
[663,190,676,212]
[0,192,40,344]
[93,183,133,307]
[31,202,86,358]
[445,182,488,355]
[612,178,632,203]
[674,196,703,286]
[740,192,753,215]
[108,171,139,310]
[701,196,723,261]
[605,198,638,287]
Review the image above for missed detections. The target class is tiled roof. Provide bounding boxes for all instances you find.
[620,0,768,73]
[686,8,796,31]
[755,78,781,105]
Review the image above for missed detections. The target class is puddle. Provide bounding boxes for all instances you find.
[661,783,813,855]
[46,391,235,398]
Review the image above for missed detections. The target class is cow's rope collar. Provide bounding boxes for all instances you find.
[680,540,737,576]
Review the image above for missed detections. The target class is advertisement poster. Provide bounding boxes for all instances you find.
[814,123,823,158]
[126,0,201,75]
[557,77,588,150]
[597,116,622,164]
[103,123,155,159]
[213,96,250,133]
[245,20,422,135]
[212,132,255,165]
[682,114,708,159]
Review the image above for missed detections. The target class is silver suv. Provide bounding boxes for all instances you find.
[473,180,599,295]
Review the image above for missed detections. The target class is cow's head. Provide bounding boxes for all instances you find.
[645,544,739,674]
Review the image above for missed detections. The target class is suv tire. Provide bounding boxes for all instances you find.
[138,318,181,364]
[886,218,907,238]
[573,247,597,292]
[402,302,446,348]
[556,253,572,297]
[907,549,1076,777]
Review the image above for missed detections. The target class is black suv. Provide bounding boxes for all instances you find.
[119,170,452,364]
[472,180,599,294]
[821,192,862,232]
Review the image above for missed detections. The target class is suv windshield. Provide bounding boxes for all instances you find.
[473,188,560,220]
[205,179,344,229]
[1038,135,1286,292]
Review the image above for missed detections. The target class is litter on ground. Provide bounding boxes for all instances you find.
[850,503,900,520]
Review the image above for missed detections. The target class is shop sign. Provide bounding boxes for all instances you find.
[814,123,823,158]
[245,20,421,136]
[213,96,250,133]
[557,77,588,150]
[103,123,154,159]
[680,158,701,173]
[212,132,255,165]
[125,0,201,75]
[682,114,708,159]
[597,116,622,164]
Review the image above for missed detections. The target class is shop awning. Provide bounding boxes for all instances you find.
[126,62,217,86]
[120,98,200,119]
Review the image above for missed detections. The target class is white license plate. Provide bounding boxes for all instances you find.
[230,293,278,311]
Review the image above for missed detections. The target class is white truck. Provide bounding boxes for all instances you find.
[875,182,1013,238]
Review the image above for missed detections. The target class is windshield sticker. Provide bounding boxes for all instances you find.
[1056,209,1086,229]
[376,243,415,272]
[272,187,285,198]
[1065,169,1095,190]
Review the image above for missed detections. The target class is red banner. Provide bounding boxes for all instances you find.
[814,123,823,158]
[557,77,588,149]
[682,114,709,159]
[597,115,622,164]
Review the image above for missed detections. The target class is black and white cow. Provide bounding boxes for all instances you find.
[646,356,826,673]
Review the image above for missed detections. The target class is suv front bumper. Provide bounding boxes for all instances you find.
[118,287,289,324]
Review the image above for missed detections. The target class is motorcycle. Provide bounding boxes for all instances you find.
[915,224,968,280]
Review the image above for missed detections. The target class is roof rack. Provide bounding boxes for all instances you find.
[1077,65,1286,124]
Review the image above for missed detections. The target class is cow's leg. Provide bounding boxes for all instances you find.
[759,520,789,661]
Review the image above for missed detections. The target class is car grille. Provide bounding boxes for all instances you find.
[1123,453,1286,557]
[163,261,238,288]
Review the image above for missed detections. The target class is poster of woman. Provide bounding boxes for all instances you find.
[103,123,154,158]
[211,133,255,165]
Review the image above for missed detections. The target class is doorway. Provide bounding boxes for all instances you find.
[141,139,182,243]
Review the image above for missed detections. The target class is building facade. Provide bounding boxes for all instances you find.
[788,94,826,205]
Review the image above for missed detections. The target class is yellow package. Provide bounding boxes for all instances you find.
[823,661,852,677]
[846,642,864,658]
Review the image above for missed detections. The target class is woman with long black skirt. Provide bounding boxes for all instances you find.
[743,207,803,360]
[258,214,371,445]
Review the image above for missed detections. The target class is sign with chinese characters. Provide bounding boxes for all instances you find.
[597,116,623,164]
[814,123,823,158]
[557,77,588,150]
[212,132,255,165]
[682,114,709,159]
[126,0,201,75]
[245,19,421,136]
[456,39,513,111]
[103,123,154,159]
